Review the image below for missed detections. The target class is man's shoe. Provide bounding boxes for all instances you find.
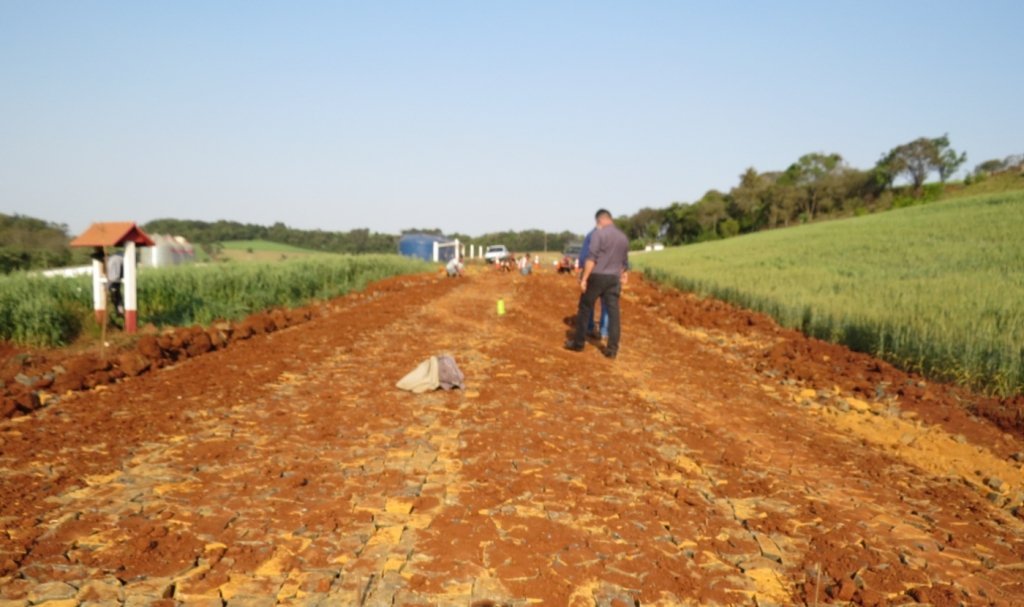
[563,340,584,352]
[602,348,617,359]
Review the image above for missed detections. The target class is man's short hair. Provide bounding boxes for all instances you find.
[595,208,612,220]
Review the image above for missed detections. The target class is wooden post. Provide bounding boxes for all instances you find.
[124,241,138,333]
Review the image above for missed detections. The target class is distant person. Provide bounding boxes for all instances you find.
[445,255,464,277]
[105,249,125,318]
[518,252,532,276]
[565,209,629,358]
[556,253,575,274]
[499,252,515,272]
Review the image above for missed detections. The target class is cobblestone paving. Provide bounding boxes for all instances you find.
[2,271,1023,606]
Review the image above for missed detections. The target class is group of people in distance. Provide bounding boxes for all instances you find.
[446,251,537,277]
[513,252,536,275]
[495,252,535,275]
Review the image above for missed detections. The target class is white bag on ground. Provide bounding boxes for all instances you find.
[396,355,465,393]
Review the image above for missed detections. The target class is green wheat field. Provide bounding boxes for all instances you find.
[0,255,429,347]
[634,190,1024,396]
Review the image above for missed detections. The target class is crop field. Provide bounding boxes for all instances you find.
[633,190,1024,396]
[0,254,429,346]
[220,239,319,253]
[217,239,324,262]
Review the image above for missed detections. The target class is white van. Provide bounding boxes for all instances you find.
[483,245,510,263]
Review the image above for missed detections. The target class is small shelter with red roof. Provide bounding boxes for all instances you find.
[70,222,154,333]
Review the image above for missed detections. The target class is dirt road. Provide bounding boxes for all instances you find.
[1,269,1023,606]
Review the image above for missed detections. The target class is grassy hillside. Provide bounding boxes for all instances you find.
[633,189,1024,396]
[949,170,1024,198]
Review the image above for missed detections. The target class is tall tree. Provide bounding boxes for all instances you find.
[693,190,729,236]
[973,158,1005,175]
[662,202,702,245]
[878,134,966,193]
[780,152,843,221]
[617,207,665,243]
[935,134,967,182]
[878,138,934,193]
[729,167,772,231]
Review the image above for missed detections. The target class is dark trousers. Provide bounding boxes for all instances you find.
[574,273,621,353]
[108,283,123,316]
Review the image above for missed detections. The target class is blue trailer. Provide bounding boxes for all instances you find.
[398,233,457,262]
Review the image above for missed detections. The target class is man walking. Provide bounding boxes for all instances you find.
[578,218,608,339]
[564,209,629,358]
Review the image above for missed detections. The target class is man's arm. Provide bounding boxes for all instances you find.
[580,229,605,292]
[620,249,630,285]
[580,258,596,293]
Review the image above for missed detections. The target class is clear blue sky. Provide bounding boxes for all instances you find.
[2,1,1022,237]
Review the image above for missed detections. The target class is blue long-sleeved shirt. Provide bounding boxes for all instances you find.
[578,228,595,267]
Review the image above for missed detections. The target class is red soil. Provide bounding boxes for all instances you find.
[1,270,1022,605]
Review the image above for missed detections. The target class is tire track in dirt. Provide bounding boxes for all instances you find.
[1,269,1022,606]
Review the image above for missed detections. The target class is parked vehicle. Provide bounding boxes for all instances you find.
[484,245,510,263]
[564,242,583,262]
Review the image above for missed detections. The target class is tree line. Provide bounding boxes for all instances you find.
[0,214,87,274]
[141,219,582,257]
[614,135,1008,247]
[449,229,580,254]
[0,214,584,275]
[142,219,399,255]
